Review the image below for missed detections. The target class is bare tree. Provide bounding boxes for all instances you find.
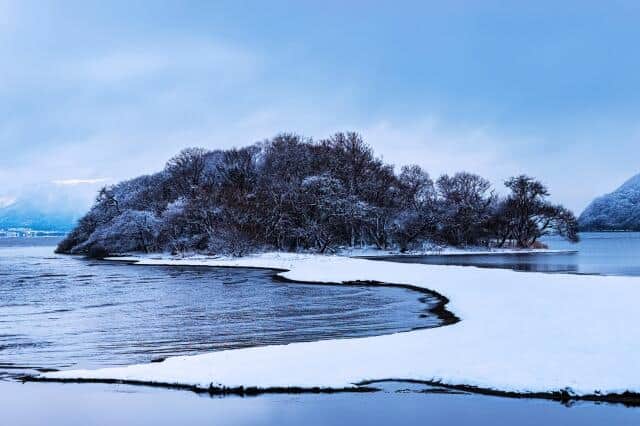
[165,147,208,194]
[436,172,495,246]
[500,175,579,247]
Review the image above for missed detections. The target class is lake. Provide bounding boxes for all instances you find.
[2,234,640,425]
[3,381,639,426]
[375,232,640,276]
[0,238,441,376]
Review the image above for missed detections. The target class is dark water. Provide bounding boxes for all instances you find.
[376,232,640,276]
[0,239,441,376]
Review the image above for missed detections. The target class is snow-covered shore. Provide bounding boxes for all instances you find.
[40,253,640,399]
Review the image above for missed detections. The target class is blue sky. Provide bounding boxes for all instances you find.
[2,0,640,213]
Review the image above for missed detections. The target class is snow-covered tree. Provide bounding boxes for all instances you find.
[436,172,495,246]
[498,175,579,247]
[392,165,438,251]
[57,134,579,256]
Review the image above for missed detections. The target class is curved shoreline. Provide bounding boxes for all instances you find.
[24,374,640,407]
[23,258,459,394]
[34,253,640,406]
[105,256,461,330]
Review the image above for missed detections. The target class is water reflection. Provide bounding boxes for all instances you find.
[2,381,639,426]
[375,252,582,274]
[371,232,640,276]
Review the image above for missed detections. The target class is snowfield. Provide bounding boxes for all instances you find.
[41,253,640,398]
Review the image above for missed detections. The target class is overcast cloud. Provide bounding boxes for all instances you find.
[2,1,640,214]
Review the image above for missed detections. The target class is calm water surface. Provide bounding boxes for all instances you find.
[378,232,640,276]
[3,381,639,426]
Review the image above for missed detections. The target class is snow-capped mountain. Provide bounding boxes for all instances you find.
[0,199,80,231]
[579,174,640,231]
[0,184,97,232]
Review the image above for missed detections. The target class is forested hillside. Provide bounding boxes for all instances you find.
[579,174,640,231]
[57,133,578,256]
[0,200,78,231]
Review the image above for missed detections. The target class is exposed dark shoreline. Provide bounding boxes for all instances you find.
[22,375,640,408]
[358,379,640,408]
[20,376,379,396]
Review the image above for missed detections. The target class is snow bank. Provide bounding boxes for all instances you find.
[42,253,640,397]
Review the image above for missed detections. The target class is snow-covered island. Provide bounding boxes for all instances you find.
[36,253,640,405]
[56,133,579,258]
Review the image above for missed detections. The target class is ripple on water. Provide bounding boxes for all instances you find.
[0,244,446,373]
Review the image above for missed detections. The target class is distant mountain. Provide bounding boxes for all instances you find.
[0,199,80,231]
[0,182,101,232]
[579,174,640,231]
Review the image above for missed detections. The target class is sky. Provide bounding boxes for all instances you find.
[2,0,640,214]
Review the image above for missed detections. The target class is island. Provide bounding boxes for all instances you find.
[57,132,579,257]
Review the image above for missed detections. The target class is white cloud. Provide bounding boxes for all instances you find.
[0,35,265,201]
[52,178,111,186]
[0,195,16,208]
[79,52,169,83]
[68,40,260,86]
[361,117,523,187]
